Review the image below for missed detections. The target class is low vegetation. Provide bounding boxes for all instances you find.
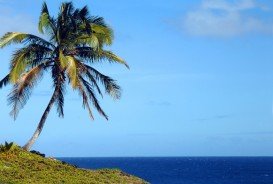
[0,142,147,184]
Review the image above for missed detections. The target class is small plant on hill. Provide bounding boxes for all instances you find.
[0,142,18,152]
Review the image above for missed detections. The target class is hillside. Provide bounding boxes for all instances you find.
[0,143,148,184]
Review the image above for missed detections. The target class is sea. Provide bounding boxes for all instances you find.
[59,157,273,184]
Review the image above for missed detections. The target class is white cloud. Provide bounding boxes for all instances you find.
[182,0,273,37]
[202,0,256,11]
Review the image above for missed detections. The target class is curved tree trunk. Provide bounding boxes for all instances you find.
[23,88,59,151]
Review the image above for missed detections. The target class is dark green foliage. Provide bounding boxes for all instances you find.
[0,142,18,152]
[30,150,46,157]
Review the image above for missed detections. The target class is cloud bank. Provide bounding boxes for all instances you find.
[182,0,273,37]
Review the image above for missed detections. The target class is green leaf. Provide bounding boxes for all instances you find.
[38,2,51,34]
[0,32,28,48]
[75,34,99,50]
[59,51,78,89]
[9,53,28,83]
[91,24,113,45]
[0,74,10,88]
[8,64,45,119]
[66,56,78,89]
[100,50,129,69]
[59,50,68,69]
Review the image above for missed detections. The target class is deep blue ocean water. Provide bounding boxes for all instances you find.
[59,157,273,184]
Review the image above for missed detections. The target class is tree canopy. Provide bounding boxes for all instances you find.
[0,2,128,150]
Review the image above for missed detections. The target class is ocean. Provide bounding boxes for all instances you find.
[59,157,273,184]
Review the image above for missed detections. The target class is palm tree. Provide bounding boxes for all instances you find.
[0,2,128,151]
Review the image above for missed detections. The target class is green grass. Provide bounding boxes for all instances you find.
[0,143,148,184]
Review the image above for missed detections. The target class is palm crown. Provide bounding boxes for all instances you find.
[0,2,128,150]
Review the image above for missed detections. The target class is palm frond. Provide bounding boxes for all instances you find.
[84,64,121,99]
[51,63,66,117]
[78,6,89,19]
[77,81,94,120]
[80,76,108,120]
[61,2,75,17]
[9,44,52,83]
[38,2,57,39]
[59,51,79,88]
[99,50,129,68]
[74,60,103,97]
[59,50,68,69]
[91,24,113,45]
[39,2,50,34]
[66,56,79,88]
[76,6,91,34]
[9,50,29,83]
[0,32,28,48]
[74,47,129,68]
[0,32,55,48]
[7,64,46,119]
[90,16,107,27]
[55,82,65,117]
[75,34,99,49]
[0,74,10,88]
[83,71,103,97]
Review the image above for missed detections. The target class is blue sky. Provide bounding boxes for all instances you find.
[1,0,273,157]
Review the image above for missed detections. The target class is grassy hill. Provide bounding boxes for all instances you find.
[0,143,148,184]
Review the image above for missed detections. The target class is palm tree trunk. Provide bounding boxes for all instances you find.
[23,87,59,151]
